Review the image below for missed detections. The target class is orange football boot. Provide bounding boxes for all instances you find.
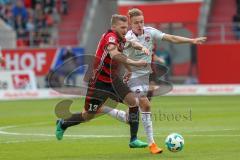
[149,143,163,154]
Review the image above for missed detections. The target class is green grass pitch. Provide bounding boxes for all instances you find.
[0,96,240,160]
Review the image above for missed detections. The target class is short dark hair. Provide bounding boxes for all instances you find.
[111,14,128,26]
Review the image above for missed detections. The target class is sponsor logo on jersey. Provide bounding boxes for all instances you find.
[109,36,116,43]
[145,36,150,42]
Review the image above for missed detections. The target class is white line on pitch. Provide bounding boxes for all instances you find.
[0,130,240,140]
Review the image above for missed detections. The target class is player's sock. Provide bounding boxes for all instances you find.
[61,112,85,130]
[128,106,139,142]
[102,106,127,123]
[147,90,153,101]
[141,112,155,145]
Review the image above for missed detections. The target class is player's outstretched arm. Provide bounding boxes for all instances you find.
[107,44,147,67]
[163,34,207,44]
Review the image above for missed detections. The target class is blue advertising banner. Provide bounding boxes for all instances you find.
[52,47,85,74]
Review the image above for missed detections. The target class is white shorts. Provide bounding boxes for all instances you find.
[127,73,150,97]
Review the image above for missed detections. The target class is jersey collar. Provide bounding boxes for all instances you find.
[132,29,144,37]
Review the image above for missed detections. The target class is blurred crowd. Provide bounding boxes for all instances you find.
[233,0,240,40]
[0,0,68,47]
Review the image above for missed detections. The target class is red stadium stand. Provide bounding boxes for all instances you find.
[58,0,88,46]
[207,0,236,42]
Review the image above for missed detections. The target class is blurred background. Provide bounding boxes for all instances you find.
[0,0,240,99]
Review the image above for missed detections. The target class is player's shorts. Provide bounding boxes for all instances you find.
[84,77,131,113]
[127,73,150,97]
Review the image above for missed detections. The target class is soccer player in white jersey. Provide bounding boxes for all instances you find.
[101,8,206,154]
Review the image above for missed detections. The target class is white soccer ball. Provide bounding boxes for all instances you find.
[165,133,184,152]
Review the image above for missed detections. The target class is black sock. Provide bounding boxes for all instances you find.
[61,113,85,130]
[128,107,139,142]
[147,90,153,101]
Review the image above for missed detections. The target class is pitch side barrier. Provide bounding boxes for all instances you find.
[0,85,240,101]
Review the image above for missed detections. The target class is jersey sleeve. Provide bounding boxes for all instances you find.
[151,27,165,41]
[104,33,118,47]
[125,32,138,42]
[123,32,136,56]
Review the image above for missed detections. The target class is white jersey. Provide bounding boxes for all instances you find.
[124,26,165,78]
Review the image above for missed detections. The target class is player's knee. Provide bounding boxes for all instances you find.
[139,97,151,112]
[128,99,137,108]
[140,104,150,112]
[123,92,137,107]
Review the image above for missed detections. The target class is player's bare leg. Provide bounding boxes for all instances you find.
[56,103,96,140]
[147,81,155,101]
[122,92,148,148]
[102,95,163,154]
[139,97,163,154]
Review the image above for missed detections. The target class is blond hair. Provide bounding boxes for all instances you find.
[128,8,143,19]
[111,14,128,26]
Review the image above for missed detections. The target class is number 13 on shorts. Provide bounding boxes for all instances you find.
[88,104,99,112]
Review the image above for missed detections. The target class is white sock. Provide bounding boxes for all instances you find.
[141,112,155,145]
[102,106,127,123]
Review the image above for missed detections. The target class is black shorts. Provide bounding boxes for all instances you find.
[84,77,131,113]
[149,72,156,82]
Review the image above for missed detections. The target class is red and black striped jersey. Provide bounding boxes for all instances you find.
[92,30,126,83]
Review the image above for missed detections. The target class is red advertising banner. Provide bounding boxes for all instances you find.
[1,48,57,76]
[197,43,240,84]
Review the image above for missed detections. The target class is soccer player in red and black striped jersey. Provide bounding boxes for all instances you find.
[56,14,150,148]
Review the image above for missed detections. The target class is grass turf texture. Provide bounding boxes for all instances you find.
[0,96,240,160]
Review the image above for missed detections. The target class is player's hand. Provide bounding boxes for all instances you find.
[142,46,150,55]
[157,57,165,64]
[134,59,147,67]
[123,71,132,83]
[192,37,207,44]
